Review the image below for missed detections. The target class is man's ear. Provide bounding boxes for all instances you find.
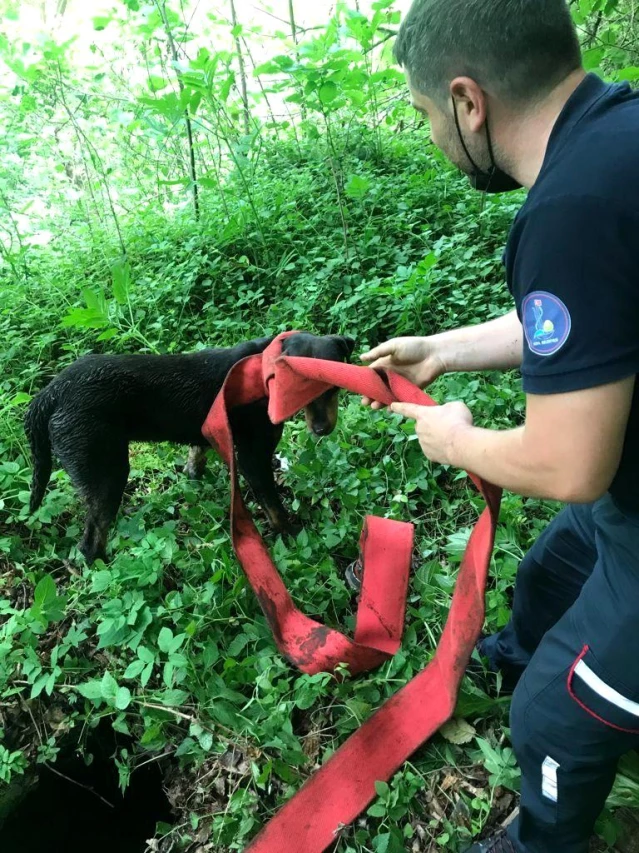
[450,76,487,133]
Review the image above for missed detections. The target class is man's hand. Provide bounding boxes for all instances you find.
[390,400,474,465]
[389,378,634,502]
[360,337,446,409]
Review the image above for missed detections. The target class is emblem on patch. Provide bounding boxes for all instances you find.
[523,291,571,357]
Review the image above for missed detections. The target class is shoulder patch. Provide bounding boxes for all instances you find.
[522,291,571,357]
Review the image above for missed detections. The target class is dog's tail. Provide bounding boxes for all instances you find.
[24,386,58,513]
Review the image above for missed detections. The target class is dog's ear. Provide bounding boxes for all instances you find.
[280,335,299,355]
[332,335,356,361]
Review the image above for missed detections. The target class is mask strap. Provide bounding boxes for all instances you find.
[452,96,496,182]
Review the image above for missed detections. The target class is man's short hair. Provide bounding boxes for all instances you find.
[394,0,582,106]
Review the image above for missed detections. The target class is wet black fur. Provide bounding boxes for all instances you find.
[25,332,355,564]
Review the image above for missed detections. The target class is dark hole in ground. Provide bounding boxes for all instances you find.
[0,725,173,853]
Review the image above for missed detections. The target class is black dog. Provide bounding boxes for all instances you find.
[25,332,354,564]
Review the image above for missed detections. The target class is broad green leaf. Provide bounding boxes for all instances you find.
[373,833,391,853]
[147,75,168,93]
[91,570,113,593]
[11,392,32,406]
[617,66,639,82]
[124,660,146,679]
[227,633,250,658]
[159,689,188,706]
[31,673,49,699]
[158,627,174,654]
[374,780,390,798]
[169,633,187,654]
[115,687,132,710]
[583,46,605,71]
[318,81,338,105]
[77,680,104,701]
[101,671,119,702]
[344,174,370,200]
[138,646,155,664]
[111,260,130,305]
[34,575,57,608]
[97,328,119,342]
[219,72,236,103]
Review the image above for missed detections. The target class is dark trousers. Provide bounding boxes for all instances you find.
[479,495,639,853]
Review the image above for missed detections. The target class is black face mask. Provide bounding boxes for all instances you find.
[452,98,522,193]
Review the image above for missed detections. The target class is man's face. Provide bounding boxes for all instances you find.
[410,84,491,178]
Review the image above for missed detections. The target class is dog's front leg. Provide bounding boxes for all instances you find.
[237,449,300,536]
[230,404,300,537]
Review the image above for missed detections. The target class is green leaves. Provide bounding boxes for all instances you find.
[77,680,103,701]
[318,80,338,105]
[147,75,169,93]
[93,15,113,31]
[77,672,131,710]
[116,686,132,710]
[158,627,186,655]
[123,646,155,687]
[30,575,67,628]
[344,174,371,200]
[61,288,110,331]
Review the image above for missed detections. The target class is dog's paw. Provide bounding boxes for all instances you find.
[184,461,204,480]
[280,518,303,539]
[185,447,207,480]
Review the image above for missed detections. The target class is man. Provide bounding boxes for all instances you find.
[361,1,639,851]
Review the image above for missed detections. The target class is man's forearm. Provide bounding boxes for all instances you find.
[434,310,523,374]
[448,424,570,500]
[448,422,607,503]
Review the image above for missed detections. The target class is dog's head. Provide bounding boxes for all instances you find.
[281,333,355,436]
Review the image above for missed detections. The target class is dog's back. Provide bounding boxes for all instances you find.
[25,336,273,511]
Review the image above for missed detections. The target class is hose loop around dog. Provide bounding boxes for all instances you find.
[201,332,502,853]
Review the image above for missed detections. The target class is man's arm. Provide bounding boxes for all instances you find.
[361,310,523,402]
[433,309,523,373]
[442,377,634,501]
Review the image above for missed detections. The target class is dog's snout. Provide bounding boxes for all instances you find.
[313,422,331,436]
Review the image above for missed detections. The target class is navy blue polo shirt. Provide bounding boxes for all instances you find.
[505,73,639,511]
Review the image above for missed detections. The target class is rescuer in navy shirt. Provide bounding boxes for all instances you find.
[361,1,639,851]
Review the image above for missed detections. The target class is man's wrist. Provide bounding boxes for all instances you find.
[428,332,458,376]
[446,420,475,469]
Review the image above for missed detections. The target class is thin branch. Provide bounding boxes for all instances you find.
[156,0,201,220]
[44,762,116,809]
[230,0,251,135]
[55,65,127,255]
